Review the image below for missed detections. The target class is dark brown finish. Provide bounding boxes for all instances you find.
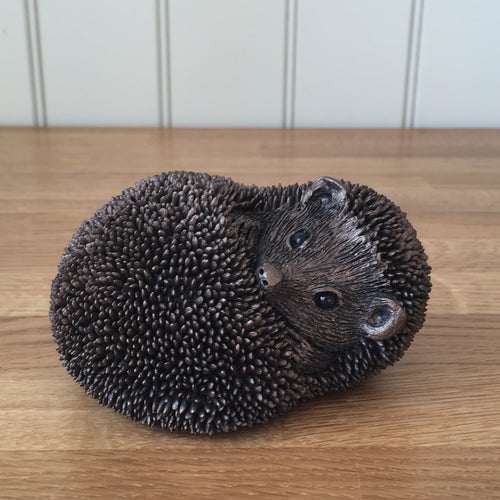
[50,170,430,433]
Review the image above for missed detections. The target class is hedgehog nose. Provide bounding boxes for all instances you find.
[258,263,283,289]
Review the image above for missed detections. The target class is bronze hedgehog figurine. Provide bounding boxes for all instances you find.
[50,171,431,433]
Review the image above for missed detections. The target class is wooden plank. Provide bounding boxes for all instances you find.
[1,449,499,498]
[0,128,499,496]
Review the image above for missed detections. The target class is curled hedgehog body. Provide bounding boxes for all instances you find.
[50,171,431,433]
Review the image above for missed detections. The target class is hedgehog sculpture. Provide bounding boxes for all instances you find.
[50,171,431,434]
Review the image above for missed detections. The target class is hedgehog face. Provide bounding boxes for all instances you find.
[255,178,407,372]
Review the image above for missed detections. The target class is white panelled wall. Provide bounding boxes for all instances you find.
[1,0,499,127]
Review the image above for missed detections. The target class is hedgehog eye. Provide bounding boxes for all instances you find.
[289,229,311,249]
[313,291,340,311]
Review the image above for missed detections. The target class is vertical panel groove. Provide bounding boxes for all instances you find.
[156,0,172,127]
[403,0,424,129]
[282,0,289,128]
[156,0,165,127]
[165,0,172,127]
[290,0,298,129]
[401,0,415,129]
[23,0,38,126]
[410,0,425,128]
[32,0,47,126]
[283,0,298,128]
[24,0,47,126]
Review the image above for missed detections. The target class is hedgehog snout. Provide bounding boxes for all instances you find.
[257,263,283,290]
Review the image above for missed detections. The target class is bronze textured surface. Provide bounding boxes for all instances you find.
[1,128,499,498]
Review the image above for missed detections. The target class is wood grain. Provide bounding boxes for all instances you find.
[0,128,499,498]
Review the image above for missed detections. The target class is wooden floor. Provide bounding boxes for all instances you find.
[1,128,499,498]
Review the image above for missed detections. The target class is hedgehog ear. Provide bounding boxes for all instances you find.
[363,298,407,340]
[301,177,346,210]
